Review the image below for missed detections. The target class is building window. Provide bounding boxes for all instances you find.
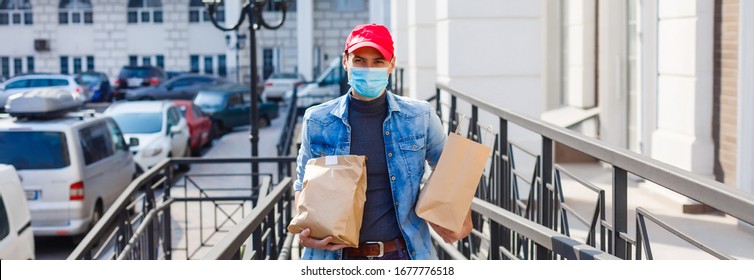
[190,55,199,73]
[13,58,21,75]
[60,56,69,74]
[59,0,93,25]
[0,0,32,26]
[72,57,82,74]
[334,0,363,12]
[264,0,295,12]
[190,54,226,76]
[156,55,164,69]
[127,0,162,24]
[129,55,164,69]
[26,56,34,73]
[189,0,224,23]
[218,55,226,77]
[1,57,10,79]
[86,55,94,71]
[204,56,213,74]
[0,56,33,78]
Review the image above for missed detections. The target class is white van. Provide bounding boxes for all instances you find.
[290,57,347,109]
[0,91,135,238]
[0,164,35,260]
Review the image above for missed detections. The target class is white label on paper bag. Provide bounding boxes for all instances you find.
[325,156,338,166]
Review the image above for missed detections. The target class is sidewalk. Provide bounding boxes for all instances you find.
[556,163,754,260]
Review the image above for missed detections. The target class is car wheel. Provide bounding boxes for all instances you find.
[178,143,191,171]
[72,201,103,246]
[212,121,224,138]
[190,141,201,157]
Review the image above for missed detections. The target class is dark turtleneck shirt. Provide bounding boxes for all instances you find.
[348,92,401,242]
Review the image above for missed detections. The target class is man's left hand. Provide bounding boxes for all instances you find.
[428,210,473,243]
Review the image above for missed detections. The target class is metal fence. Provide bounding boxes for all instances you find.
[430,83,754,260]
[68,157,296,260]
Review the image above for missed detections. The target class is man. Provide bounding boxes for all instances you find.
[294,23,472,260]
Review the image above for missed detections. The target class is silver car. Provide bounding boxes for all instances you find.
[0,74,90,111]
[261,72,305,102]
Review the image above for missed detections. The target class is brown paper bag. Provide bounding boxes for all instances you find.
[416,121,493,232]
[287,155,367,247]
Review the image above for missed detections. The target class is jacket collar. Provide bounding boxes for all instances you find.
[330,89,401,120]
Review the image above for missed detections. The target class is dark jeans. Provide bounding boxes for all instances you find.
[343,248,411,260]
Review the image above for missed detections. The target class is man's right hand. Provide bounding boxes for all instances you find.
[298,228,348,251]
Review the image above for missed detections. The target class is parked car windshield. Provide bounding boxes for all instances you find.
[78,73,102,85]
[119,68,152,79]
[194,93,226,107]
[0,131,70,170]
[110,113,163,134]
[269,73,299,79]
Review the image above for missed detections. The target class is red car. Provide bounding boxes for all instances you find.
[173,100,213,155]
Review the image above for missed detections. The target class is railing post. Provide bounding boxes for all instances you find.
[613,166,628,259]
[537,137,554,259]
[164,164,173,260]
[449,95,457,134]
[435,87,442,118]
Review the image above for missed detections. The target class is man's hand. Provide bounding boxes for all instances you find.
[429,210,473,243]
[298,228,348,251]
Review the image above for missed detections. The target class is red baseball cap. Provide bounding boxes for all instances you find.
[344,23,394,59]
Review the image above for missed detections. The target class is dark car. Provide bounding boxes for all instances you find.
[113,66,166,100]
[194,84,279,135]
[125,74,226,101]
[75,71,113,102]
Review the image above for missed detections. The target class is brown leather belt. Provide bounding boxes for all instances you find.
[344,237,406,258]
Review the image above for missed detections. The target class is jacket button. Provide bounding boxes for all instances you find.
[395,201,399,206]
[385,131,390,135]
[412,252,416,256]
[321,151,325,156]
[413,145,417,149]
[388,153,393,157]
[391,176,396,181]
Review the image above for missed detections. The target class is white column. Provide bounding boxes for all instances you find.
[738,0,754,203]
[225,0,242,83]
[651,0,714,178]
[369,0,391,26]
[297,0,313,81]
[564,0,597,109]
[436,0,542,146]
[738,0,754,233]
[391,0,410,95]
[598,0,628,149]
[406,0,436,100]
[541,0,561,112]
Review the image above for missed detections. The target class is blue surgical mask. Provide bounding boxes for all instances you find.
[348,66,389,99]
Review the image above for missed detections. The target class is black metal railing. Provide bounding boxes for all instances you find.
[68,157,296,260]
[202,177,294,260]
[429,83,754,260]
[277,86,299,157]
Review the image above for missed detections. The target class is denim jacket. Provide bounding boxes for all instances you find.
[294,91,447,260]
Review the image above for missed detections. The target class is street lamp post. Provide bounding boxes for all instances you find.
[203,0,288,194]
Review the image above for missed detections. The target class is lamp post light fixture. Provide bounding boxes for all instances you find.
[202,0,288,195]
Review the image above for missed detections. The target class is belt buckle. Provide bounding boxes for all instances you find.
[365,241,384,257]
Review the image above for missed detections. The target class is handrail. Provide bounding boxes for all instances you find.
[203,177,293,260]
[436,83,754,226]
[68,158,172,260]
[471,198,619,260]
